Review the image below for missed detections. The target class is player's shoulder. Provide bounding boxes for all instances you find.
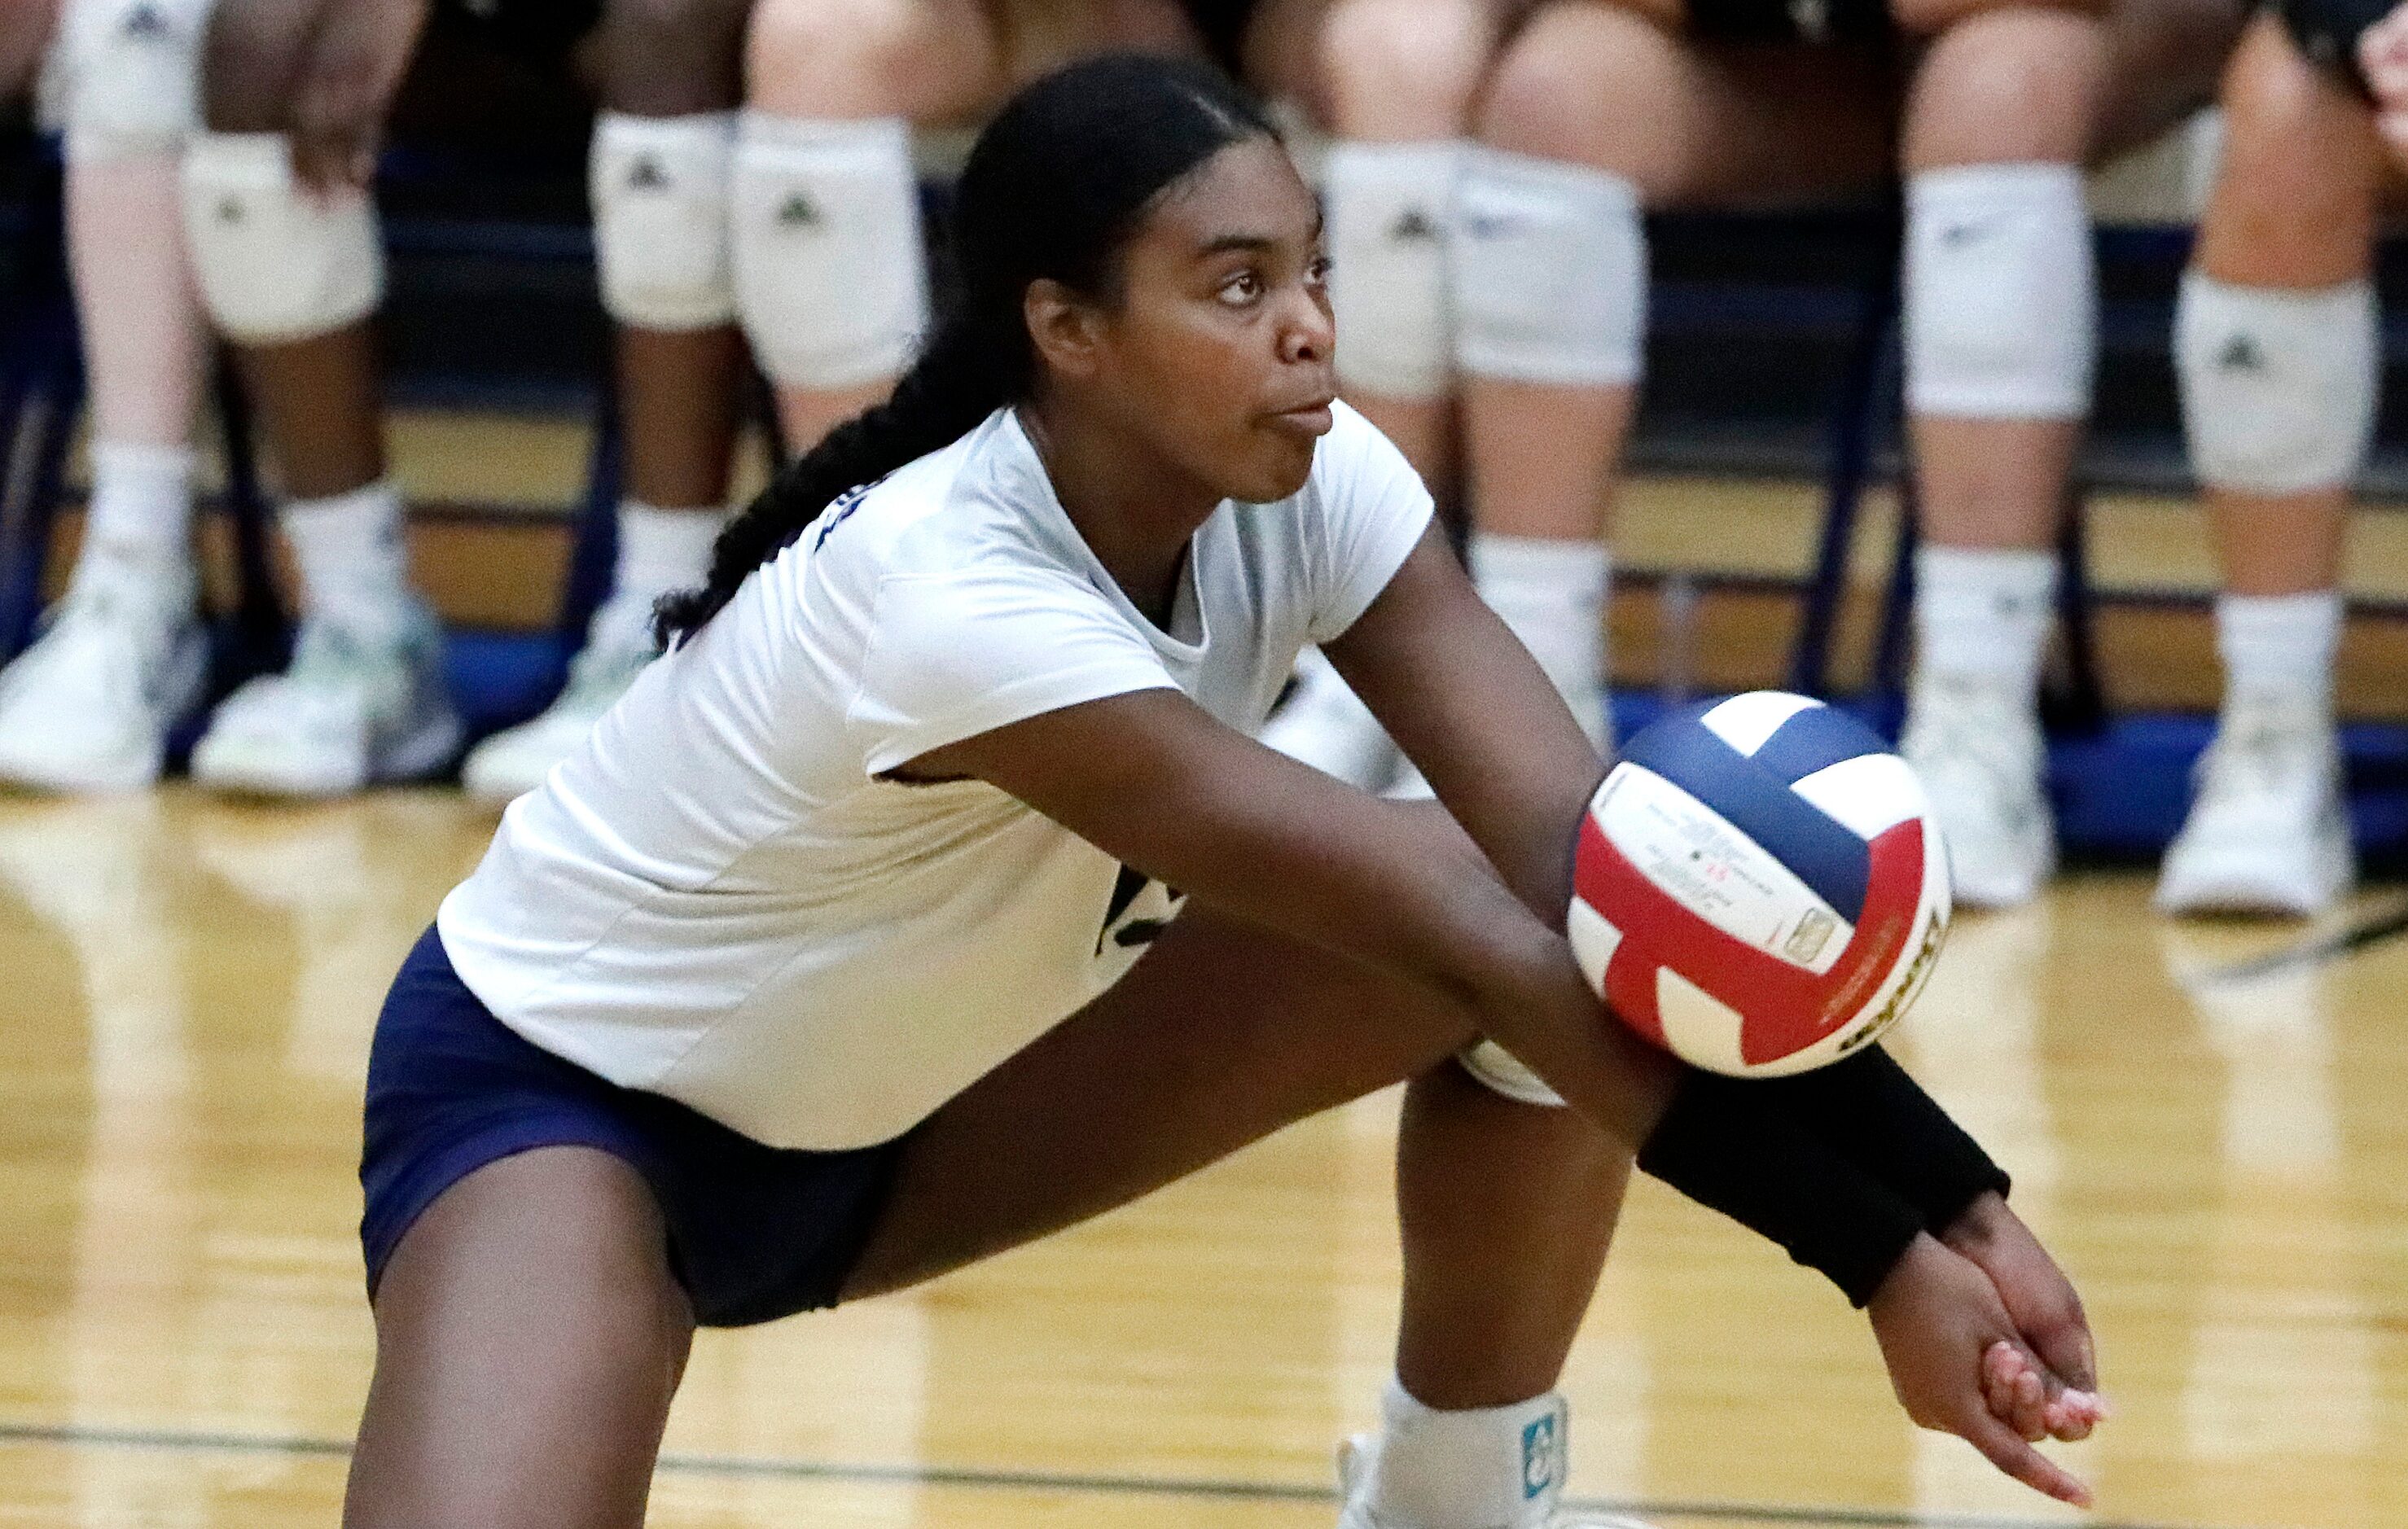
[1300,400,1417,503]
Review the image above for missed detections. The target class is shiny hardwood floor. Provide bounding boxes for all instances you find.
[0,786,2403,1528]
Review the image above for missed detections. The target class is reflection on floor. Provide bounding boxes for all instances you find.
[0,788,2401,1529]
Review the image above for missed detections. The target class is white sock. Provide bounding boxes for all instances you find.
[72,440,195,599]
[281,480,411,636]
[1469,532,1609,746]
[1913,545,2058,699]
[2217,590,2341,718]
[599,500,727,642]
[1360,1376,1568,1528]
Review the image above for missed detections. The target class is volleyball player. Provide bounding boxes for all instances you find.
[2154,0,2408,914]
[0,0,217,793]
[1449,0,2243,909]
[173,0,755,801]
[346,58,2106,1529]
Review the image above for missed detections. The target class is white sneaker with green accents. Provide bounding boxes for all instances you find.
[191,602,461,797]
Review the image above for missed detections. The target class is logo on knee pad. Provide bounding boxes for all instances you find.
[2217,335,2265,373]
[778,194,822,229]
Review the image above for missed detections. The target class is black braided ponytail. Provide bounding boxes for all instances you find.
[655,55,1278,646]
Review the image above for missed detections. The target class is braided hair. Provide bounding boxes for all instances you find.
[654,55,1278,646]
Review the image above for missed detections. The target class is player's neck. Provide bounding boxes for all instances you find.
[1018,401,1219,626]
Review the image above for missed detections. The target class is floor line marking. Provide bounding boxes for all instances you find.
[0,1419,2252,1529]
[2188,896,2408,987]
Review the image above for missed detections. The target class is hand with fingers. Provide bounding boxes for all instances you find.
[1940,1190,2107,1442]
[1865,1232,2100,1508]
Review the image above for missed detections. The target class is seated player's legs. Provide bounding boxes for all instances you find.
[0,0,213,793]
[1455,2,1892,753]
[1890,0,2109,910]
[2157,10,2379,913]
[182,0,463,797]
[735,0,999,455]
[1255,0,1509,793]
[346,904,1629,1529]
[1892,0,2239,909]
[458,0,753,807]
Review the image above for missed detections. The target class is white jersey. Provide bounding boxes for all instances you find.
[437,402,1432,1150]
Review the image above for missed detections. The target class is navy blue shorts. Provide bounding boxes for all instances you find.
[361,927,907,1327]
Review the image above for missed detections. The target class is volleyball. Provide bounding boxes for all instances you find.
[1570,692,1951,1077]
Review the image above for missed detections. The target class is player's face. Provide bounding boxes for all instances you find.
[1088,137,1337,503]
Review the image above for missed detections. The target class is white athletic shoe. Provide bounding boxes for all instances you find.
[0,569,206,793]
[461,606,656,806]
[1261,646,1401,791]
[1899,673,2055,909]
[2156,698,2353,918]
[1335,1435,1656,1529]
[190,603,462,798]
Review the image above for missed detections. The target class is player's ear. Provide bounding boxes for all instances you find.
[1024,278,1107,381]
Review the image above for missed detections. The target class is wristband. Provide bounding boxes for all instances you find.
[1766,1047,2011,1233]
[1638,1071,1925,1308]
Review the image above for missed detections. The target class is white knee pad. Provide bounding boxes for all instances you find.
[1904,162,2096,418]
[731,112,928,389]
[2177,273,2378,495]
[53,0,212,160]
[181,131,384,344]
[1458,1040,1566,1107]
[590,111,738,331]
[1326,139,1463,401]
[1451,147,1645,387]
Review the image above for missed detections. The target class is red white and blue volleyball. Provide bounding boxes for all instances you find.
[1570,692,1951,1077]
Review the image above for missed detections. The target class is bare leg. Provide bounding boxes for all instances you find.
[740,0,999,454]
[1313,0,1513,491]
[2154,12,2375,915]
[200,0,390,501]
[848,909,1632,1409]
[599,0,750,515]
[1896,1,2108,554]
[344,1147,694,1529]
[2187,13,2378,598]
[1463,4,1892,548]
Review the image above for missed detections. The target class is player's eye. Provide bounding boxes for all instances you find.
[1306,254,1331,287]
[1217,269,1265,306]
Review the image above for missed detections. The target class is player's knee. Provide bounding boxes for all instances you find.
[1316,0,1493,136]
[730,112,928,387]
[2178,273,2376,494]
[590,112,739,331]
[1903,160,2095,418]
[55,0,208,159]
[1451,141,1647,387]
[745,0,946,117]
[600,0,748,115]
[1476,3,1684,176]
[1906,8,2108,160]
[181,130,384,343]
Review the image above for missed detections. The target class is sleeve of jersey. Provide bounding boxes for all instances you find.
[1305,405,1438,646]
[849,567,1182,778]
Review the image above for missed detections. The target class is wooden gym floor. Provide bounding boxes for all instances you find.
[1,782,2405,1529]
[6,445,2408,1526]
